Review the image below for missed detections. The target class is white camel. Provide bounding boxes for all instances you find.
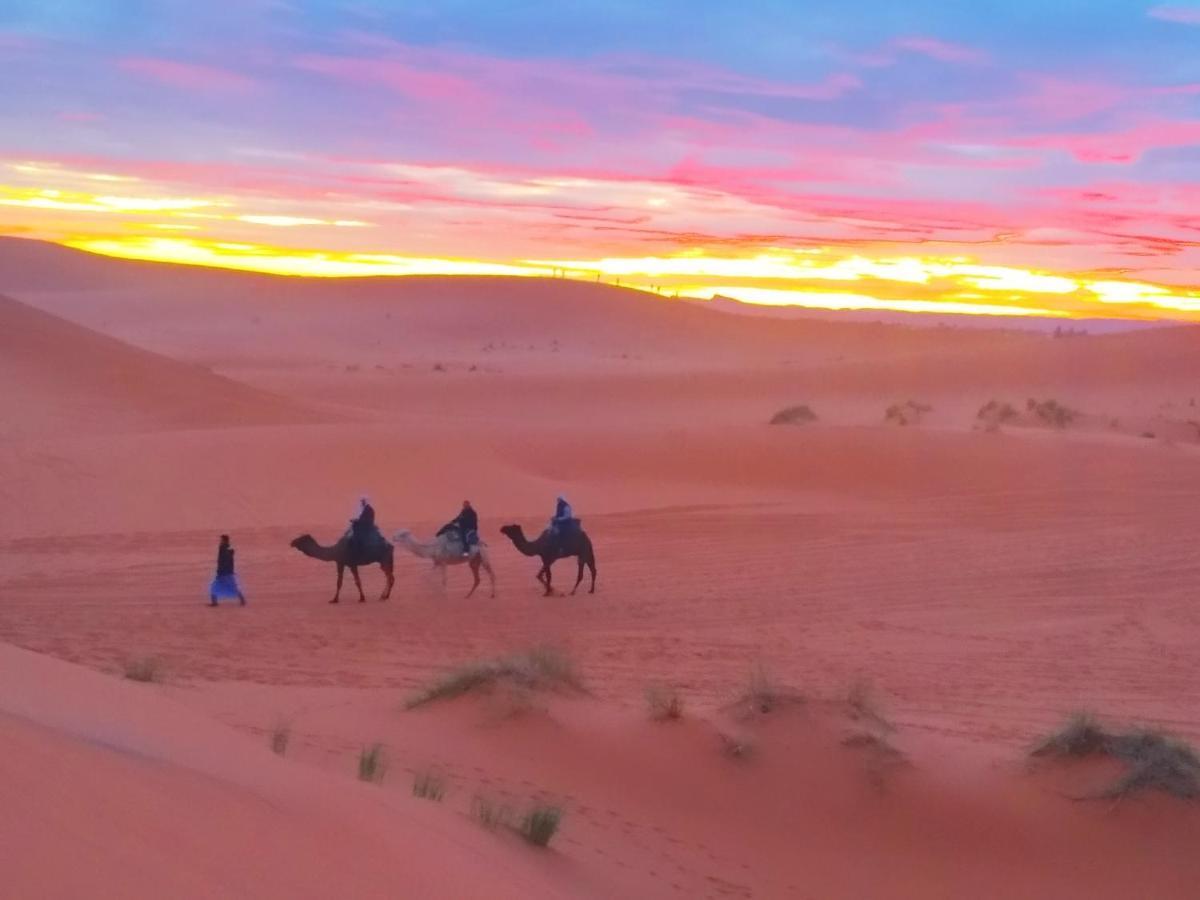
[393,529,496,598]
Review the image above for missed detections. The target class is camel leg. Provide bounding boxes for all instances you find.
[440,564,448,594]
[587,555,597,593]
[571,555,585,595]
[349,565,366,603]
[466,558,480,598]
[483,558,496,598]
[331,562,344,604]
[540,562,554,596]
[380,562,394,601]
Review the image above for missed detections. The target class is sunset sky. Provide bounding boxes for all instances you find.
[4,1,1200,318]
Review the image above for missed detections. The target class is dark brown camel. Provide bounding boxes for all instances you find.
[499,523,596,596]
[289,534,395,603]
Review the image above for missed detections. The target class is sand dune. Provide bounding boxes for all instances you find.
[0,292,326,438]
[2,238,1198,897]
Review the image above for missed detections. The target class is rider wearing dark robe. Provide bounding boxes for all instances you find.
[437,500,479,555]
[349,497,376,557]
[549,495,574,545]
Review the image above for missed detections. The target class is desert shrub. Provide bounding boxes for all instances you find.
[405,645,584,709]
[412,771,446,801]
[519,805,563,847]
[269,722,291,756]
[885,400,933,426]
[735,662,802,716]
[472,795,513,830]
[846,680,894,733]
[717,730,755,760]
[769,405,818,425]
[358,743,387,784]
[1032,712,1107,758]
[123,656,165,683]
[1027,398,1077,428]
[977,399,1018,425]
[1032,713,1200,799]
[646,683,685,721]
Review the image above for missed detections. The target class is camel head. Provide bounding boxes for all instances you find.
[499,524,523,540]
[290,534,315,551]
[392,529,413,541]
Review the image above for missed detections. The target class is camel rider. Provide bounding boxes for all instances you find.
[349,496,377,555]
[549,495,573,542]
[437,500,479,556]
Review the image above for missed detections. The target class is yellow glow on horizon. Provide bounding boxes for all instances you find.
[677,286,1072,318]
[64,235,556,278]
[37,235,1200,322]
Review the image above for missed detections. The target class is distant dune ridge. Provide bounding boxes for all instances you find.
[0,291,326,438]
[2,236,1199,899]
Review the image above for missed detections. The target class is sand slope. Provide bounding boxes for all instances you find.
[0,292,326,438]
[3,238,1199,898]
[0,643,611,900]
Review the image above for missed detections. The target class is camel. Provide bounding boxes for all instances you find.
[289,533,395,604]
[393,529,496,598]
[499,523,596,596]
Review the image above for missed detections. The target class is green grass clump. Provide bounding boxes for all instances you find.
[358,743,387,784]
[123,656,165,683]
[405,645,584,709]
[1032,713,1200,800]
[412,771,446,801]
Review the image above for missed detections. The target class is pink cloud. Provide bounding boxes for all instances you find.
[893,36,989,64]
[1149,4,1200,24]
[118,57,257,93]
[1010,118,1200,163]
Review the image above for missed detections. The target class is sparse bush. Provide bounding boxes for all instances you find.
[769,405,818,426]
[270,722,291,756]
[412,771,446,801]
[472,794,513,830]
[519,805,563,847]
[646,683,685,721]
[977,399,1018,426]
[718,730,755,760]
[358,743,387,783]
[846,680,893,733]
[885,400,933,426]
[1027,398,1077,428]
[735,662,801,716]
[1032,713,1200,799]
[405,645,584,709]
[123,656,165,683]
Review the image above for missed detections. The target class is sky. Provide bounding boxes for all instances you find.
[3,0,1200,319]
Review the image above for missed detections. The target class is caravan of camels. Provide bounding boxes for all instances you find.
[283,496,596,604]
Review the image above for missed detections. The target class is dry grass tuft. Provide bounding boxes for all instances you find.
[472,794,513,830]
[717,730,755,761]
[405,645,584,709]
[769,404,818,426]
[733,662,802,717]
[1032,713,1200,800]
[412,771,446,801]
[519,805,563,847]
[358,743,387,784]
[123,656,166,683]
[646,683,685,721]
[269,721,291,756]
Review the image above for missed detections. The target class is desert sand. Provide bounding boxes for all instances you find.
[2,236,1199,898]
